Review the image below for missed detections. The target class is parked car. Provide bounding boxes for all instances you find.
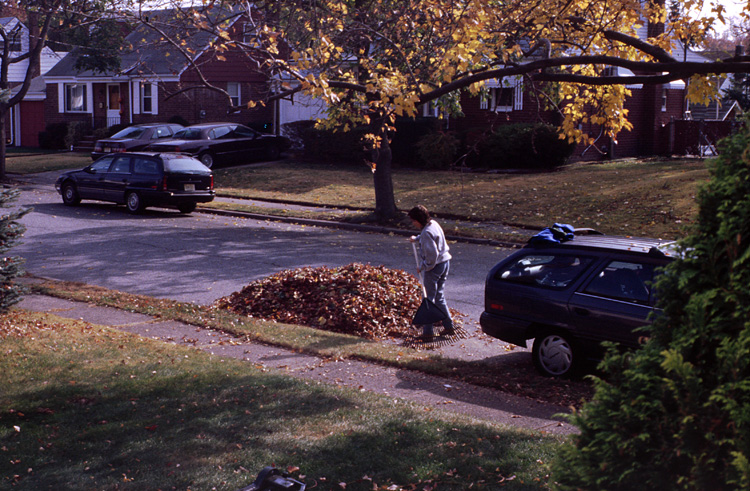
[91,123,184,160]
[56,152,215,214]
[480,232,678,377]
[145,122,291,168]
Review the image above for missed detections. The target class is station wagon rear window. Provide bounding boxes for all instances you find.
[163,157,211,172]
[495,253,594,289]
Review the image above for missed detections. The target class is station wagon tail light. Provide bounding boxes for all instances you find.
[162,176,168,191]
[210,175,214,189]
[490,303,504,311]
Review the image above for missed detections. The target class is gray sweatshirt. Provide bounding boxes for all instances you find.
[417,220,452,271]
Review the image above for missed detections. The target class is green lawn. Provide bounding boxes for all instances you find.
[215,157,710,240]
[1,311,563,490]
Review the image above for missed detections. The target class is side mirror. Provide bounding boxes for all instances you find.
[84,166,95,174]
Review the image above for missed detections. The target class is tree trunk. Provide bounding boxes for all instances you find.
[0,110,6,182]
[371,123,398,220]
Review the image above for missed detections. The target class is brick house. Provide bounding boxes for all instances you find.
[442,25,732,161]
[43,8,275,137]
[1,17,63,147]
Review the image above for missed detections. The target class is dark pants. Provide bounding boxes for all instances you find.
[421,260,453,336]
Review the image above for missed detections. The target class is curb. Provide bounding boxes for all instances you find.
[197,205,529,249]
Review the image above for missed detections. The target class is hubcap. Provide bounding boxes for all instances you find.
[538,335,573,375]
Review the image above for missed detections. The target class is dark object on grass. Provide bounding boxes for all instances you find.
[236,466,305,491]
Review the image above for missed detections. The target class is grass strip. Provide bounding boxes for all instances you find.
[28,279,592,408]
[1,310,563,490]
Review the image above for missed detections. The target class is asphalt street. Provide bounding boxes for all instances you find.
[12,170,520,360]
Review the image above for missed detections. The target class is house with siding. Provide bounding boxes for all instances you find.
[43,8,275,138]
[1,17,63,147]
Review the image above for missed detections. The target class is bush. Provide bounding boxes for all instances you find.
[391,117,441,166]
[415,131,460,169]
[38,123,70,150]
[0,187,30,313]
[299,124,370,165]
[472,123,574,170]
[168,115,190,127]
[38,122,90,150]
[551,124,750,490]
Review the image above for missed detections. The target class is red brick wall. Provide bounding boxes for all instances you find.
[19,100,45,147]
[454,83,689,161]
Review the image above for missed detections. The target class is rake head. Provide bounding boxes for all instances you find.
[402,326,468,349]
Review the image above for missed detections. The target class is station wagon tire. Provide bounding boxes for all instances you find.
[198,152,214,168]
[61,182,80,206]
[178,202,197,214]
[126,191,145,214]
[532,331,577,377]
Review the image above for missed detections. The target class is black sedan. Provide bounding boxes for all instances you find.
[91,123,184,160]
[56,152,215,214]
[145,122,290,168]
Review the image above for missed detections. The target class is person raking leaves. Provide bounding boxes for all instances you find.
[407,205,456,341]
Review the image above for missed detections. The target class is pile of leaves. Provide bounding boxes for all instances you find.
[216,263,449,340]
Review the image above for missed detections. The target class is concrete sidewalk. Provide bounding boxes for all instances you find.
[16,290,575,436]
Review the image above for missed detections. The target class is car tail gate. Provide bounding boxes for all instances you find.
[165,173,213,192]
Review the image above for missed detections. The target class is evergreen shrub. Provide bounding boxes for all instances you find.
[551,122,750,490]
[473,123,574,169]
[0,188,30,313]
[414,131,460,169]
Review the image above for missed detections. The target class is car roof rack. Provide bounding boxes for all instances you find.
[558,235,678,257]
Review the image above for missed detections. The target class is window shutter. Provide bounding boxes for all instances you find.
[514,79,523,111]
[57,83,65,113]
[132,81,140,115]
[151,83,158,114]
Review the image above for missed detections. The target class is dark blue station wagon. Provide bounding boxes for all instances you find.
[480,233,677,377]
[56,152,215,214]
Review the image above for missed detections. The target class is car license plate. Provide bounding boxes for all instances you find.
[184,183,195,191]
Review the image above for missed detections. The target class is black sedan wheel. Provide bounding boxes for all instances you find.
[126,191,145,214]
[532,331,576,377]
[198,152,214,168]
[265,145,281,161]
[61,182,81,206]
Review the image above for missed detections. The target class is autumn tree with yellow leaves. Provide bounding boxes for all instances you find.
[166,0,739,220]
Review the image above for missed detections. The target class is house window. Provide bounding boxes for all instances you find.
[0,37,22,52]
[227,82,241,107]
[494,87,514,112]
[661,88,668,112]
[65,84,87,112]
[141,83,153,113]
[483,77,523,112]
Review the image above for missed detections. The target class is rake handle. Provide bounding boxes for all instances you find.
[411,240,427,298]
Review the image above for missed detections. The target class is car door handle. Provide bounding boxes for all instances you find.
[573,307,590,316]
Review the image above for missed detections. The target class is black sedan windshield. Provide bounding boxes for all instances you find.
[172,129,204,140]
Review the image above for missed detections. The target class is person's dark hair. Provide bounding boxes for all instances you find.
[408,205,431,228]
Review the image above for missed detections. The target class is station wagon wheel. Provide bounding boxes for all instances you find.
[126,191,145,214]
[178,202,197,214]
[198,152,214,168]
[265,145,281,161]
[532,330,577,377]
[61,182,81,206]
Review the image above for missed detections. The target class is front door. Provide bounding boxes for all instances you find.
[107,84,121,127]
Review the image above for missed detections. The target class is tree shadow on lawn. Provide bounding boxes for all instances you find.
[3,362,555,490]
